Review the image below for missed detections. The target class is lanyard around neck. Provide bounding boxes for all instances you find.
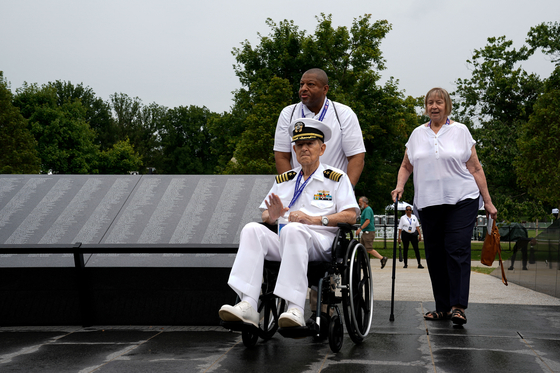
[302,99,329,122]
[427,118,450,128]
[288,169,316,209]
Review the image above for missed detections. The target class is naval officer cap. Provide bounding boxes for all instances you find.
[288,118,331,143]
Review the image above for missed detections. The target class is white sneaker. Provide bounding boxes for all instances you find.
[219,301,259,327]
[278,308,305,328]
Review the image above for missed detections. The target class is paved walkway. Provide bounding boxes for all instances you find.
[372,259,560,306]
[1,261,559,373]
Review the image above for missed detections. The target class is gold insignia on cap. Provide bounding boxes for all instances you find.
[275,171,297,184]
[324,169,342,182]
[294,122,304,133]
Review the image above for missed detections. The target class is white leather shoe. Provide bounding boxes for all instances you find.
[219,301,259,327]
[278,308,305,328]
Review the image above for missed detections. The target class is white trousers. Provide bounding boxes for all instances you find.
[228,222,336,309]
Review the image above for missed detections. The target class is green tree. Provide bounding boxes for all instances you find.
[51,80,116,149]
[13,83,98,174]
[516,66,560,212]
[159,105,218,174]
[454,36,545,221]
[110,93,166,173]
[527,21,560,64]
[225,77,293,174]
[97,138,143,174]
[357,79,420,211]
[0,72,40,173]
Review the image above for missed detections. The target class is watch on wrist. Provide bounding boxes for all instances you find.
[321,216,329,226]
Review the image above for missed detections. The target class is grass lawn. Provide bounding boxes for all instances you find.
[471,266,496,274]
[370,240,513,267]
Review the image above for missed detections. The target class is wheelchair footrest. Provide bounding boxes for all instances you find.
[278,326,316,339]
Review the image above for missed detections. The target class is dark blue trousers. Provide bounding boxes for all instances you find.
[418,197,478,311]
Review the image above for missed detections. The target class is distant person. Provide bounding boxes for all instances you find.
[508,238,535,270]
[398,206,424,269]
[357,196,387,269]
[391,87,497,326]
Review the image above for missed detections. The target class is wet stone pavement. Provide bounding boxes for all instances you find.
[1,300,560,373]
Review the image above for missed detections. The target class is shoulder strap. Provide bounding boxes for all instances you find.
[289,104,297,122]
[331,101,342,130]
[275,171,297,184]
[323,169,342,182]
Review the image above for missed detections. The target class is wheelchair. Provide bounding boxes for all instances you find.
[220,222,374,353]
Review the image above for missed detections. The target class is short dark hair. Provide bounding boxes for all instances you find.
[303,68,329,86]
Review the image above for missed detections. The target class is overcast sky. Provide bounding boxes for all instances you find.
[1,0,558,114]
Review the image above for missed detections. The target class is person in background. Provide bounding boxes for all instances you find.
[357,196,388,269]
[398,206,424,269]
[391,87,497,326]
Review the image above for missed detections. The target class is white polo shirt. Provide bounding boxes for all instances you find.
[274,98,366,172]
[259,163,360,233]
[398,214,420,234]
[406,122,481,210]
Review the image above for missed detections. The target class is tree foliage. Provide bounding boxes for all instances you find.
[224,76,292,174]
[97,138,143,174]
[0,72,41,174]
[454,36,546,221]
[13,82,98,174]
[516,72,560,211]
[159,105,218,174]
[527,21,560,64]
[51,80,116,149]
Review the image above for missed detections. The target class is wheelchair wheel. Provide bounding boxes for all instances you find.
[342,241,373,344]
[242,328,259,347]
[260,297,285,340]
[328,315,344,353]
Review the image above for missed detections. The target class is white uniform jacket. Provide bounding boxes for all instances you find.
[259,163,360,231]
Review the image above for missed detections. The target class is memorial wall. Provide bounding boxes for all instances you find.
[0,174,273,267]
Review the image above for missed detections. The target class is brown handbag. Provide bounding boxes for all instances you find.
[481,220,508,285]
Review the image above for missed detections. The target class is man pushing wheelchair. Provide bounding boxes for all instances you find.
[219,118,360,329]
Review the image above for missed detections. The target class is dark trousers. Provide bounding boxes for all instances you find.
[402,231,421,266]
[418,197,478,312]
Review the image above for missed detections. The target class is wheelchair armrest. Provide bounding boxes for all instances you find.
[337,222,358,234]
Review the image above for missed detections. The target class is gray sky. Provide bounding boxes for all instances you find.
[1,0,558,113]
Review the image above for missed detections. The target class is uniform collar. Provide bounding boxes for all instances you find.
[293,163,325,182]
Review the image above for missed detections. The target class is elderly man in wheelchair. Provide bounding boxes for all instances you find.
[219,118,373,351]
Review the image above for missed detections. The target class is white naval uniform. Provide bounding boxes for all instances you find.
[227,163,360,309]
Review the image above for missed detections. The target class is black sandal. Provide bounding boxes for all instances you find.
[424,310,451,321]
[451,309,467,325]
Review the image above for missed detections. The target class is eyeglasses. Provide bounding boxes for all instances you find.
[405,209,412,211]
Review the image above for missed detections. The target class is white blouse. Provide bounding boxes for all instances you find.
[406,122,481,210]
